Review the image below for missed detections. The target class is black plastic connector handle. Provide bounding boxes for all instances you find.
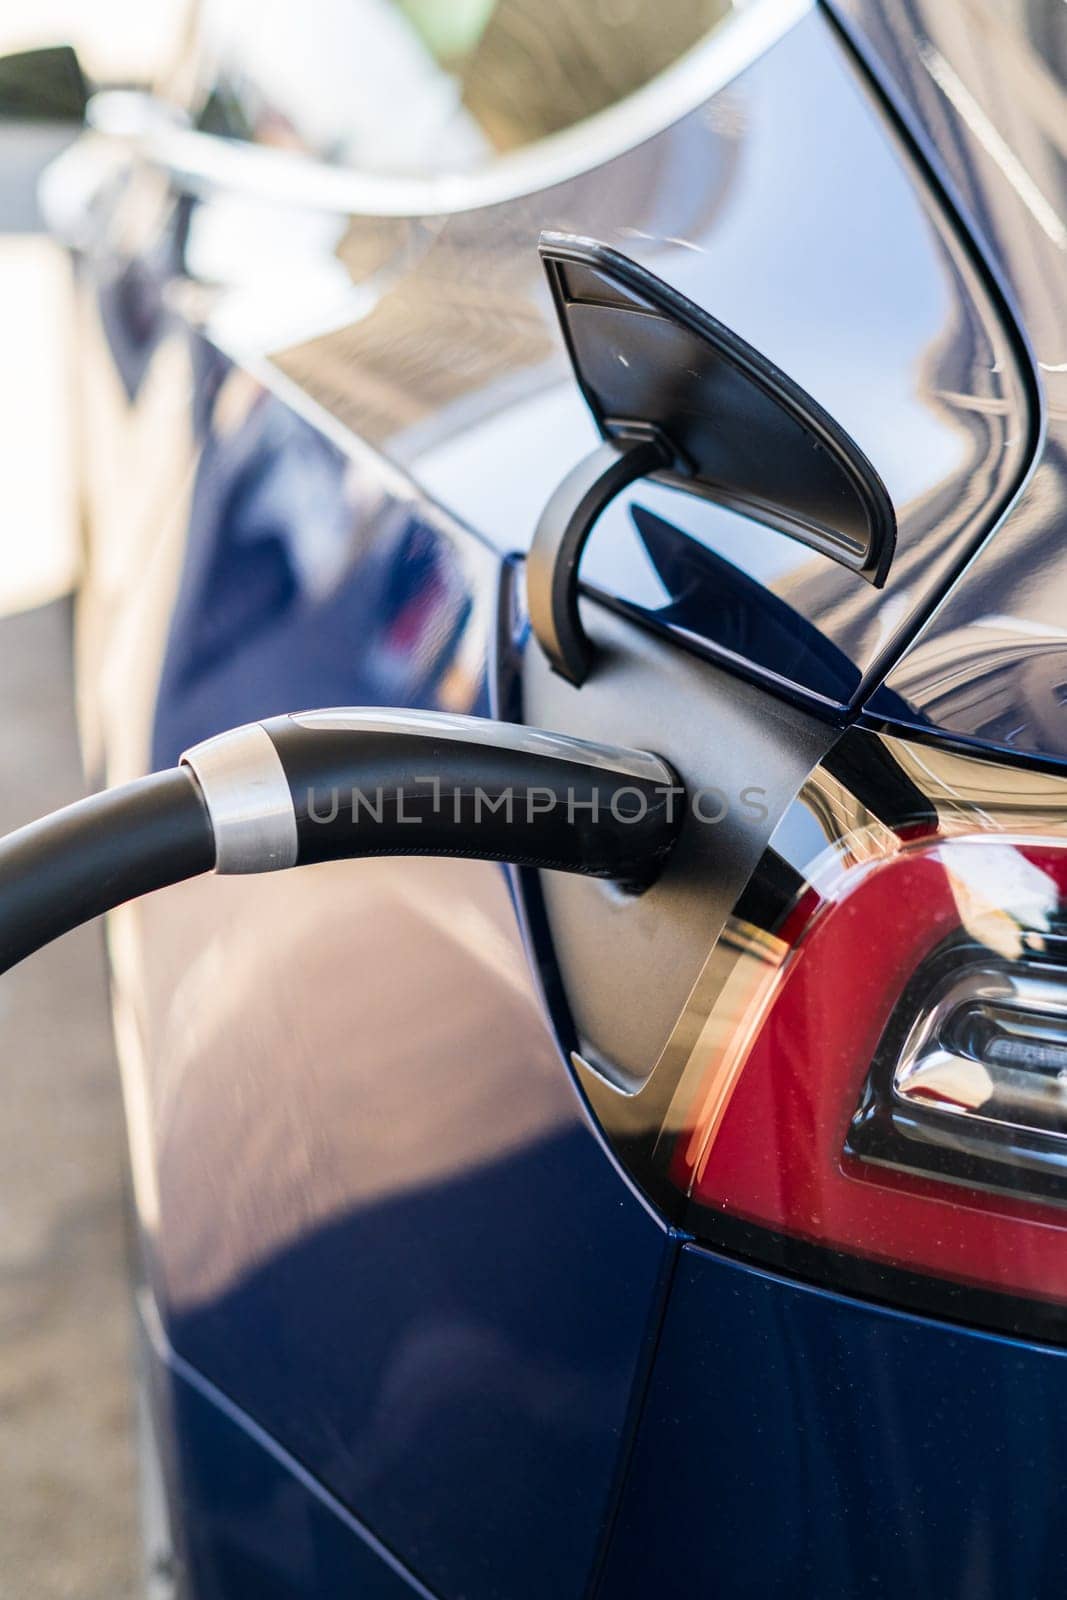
[182,708,681,891]
[0,710,682,981]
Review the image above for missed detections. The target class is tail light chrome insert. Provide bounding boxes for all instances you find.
[851,946,1067,1205]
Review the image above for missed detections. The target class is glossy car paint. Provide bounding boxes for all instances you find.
[831,0,1067,767]
[89,357,675,1599]
[57,2,1067,1598]
[256,9,1034,715]
[140,1308,436,1599]
[604,1248,1067,1600]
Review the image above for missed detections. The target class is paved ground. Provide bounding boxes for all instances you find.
[0,600,137,1599]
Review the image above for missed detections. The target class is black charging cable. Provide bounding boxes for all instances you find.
[0,708,683,978]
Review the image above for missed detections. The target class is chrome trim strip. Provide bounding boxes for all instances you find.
[89,0,810,218]
[288,708,675,786]
[182,724,298,874]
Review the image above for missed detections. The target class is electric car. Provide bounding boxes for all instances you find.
[7,0,1067,1594]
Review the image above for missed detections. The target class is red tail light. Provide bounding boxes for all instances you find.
[641,735,1067,1333]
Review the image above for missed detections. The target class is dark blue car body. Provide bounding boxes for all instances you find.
[59,1,1067,1594]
